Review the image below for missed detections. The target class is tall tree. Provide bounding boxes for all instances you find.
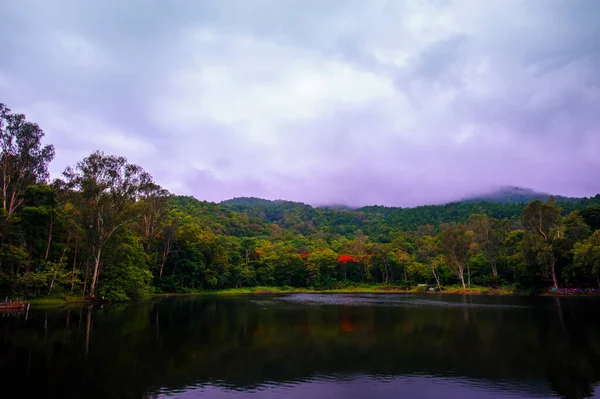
[468,214,507,277]
[415,235,443,290]
[439,223,472,289]
[0,104,55,215]
[370,243,395,283]
[521,198,563,289]
[62,151,159,298]
[137,187,171,253]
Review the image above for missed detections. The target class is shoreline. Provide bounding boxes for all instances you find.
[157,286,520,297]
[22,286,600,307]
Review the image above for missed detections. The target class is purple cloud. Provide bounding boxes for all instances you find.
[1,0,599,206]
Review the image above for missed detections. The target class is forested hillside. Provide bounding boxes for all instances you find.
[221,195,600,236]
[2,102,600,300]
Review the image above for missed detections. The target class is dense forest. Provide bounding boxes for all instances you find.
[2,102,600,300]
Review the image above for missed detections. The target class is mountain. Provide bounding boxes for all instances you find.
[221,188,580,211]
[459,186,578,204]
[220,197,311,209]
[316,204,356,211]
[221,197,286,207]
[214,192,600,237]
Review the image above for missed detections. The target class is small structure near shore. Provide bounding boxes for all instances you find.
[0,301,27,311]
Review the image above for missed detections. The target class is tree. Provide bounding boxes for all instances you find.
[521,198,563,289]
[439,223,472,289]
[0,104,55,215]
[396,249,411,282]
[573,231,600,287]
[415,235,443,290]
[579,206,600,231]
[98,231,153,300]
[62,151,159,298]
[369,243,390,283]
[468,214,506,277]
[306,248,338,287]
[563,211,592,243]
[157,217,177,280]
[349,230,370,280]
[136,187,171,254]
[503,230,533,286]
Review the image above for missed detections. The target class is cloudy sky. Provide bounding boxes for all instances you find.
[1,0,599,207]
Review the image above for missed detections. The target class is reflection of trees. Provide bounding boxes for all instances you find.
[1,296,600,399]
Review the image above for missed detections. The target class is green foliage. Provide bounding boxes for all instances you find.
[580,206,600,231]
[573,231,600,285]
[2,103,600,299]
[98,232,153,301]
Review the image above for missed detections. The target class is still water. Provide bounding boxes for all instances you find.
[2,294,600,399]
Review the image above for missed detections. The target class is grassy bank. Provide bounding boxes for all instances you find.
[26,296,97,306]
[433,286,519,295]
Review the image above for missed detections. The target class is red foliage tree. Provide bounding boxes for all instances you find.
[337,254,359,264]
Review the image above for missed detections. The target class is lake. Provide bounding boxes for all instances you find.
[1,294,600,399]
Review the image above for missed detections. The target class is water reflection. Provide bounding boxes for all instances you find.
[1,294,600,399]
[156,375,553,399]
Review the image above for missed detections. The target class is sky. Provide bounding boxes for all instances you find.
[1,0,599,207]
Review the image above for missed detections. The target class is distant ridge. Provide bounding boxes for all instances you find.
[200,191,600,235]
[220,196,311,209]
[220,187,581,210]
[459,186,577,204]
[317,204,355,211]
[221,197,356,210]
[220,197,287,207]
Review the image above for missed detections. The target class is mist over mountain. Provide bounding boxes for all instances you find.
[220,186,581,210]
[458,186,578,204]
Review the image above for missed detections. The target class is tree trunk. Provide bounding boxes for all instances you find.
[58,232,72,266]
[89,248,102,299]
[467,263,471,289]
[159,240,172,280]
[490,261,498,277]
[159,254,167,280]
[48,223,72,297]
[44,214,53,262]
[459,271,466,289]
[432,267,442,291]
[48,270,57,296]
[9,189,22,216]
[550,258,559,290]
[70,241,78,294]
[82,258,90,298]
[385,263,389,283]
[2,155,7,211]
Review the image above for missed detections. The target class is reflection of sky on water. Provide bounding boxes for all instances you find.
[157,375,562,399]
[251,293,532,309]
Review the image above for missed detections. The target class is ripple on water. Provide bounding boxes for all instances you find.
[156,374,556,399]
[268,293,530,309]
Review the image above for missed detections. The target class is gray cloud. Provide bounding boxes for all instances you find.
[1,0,599,207]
